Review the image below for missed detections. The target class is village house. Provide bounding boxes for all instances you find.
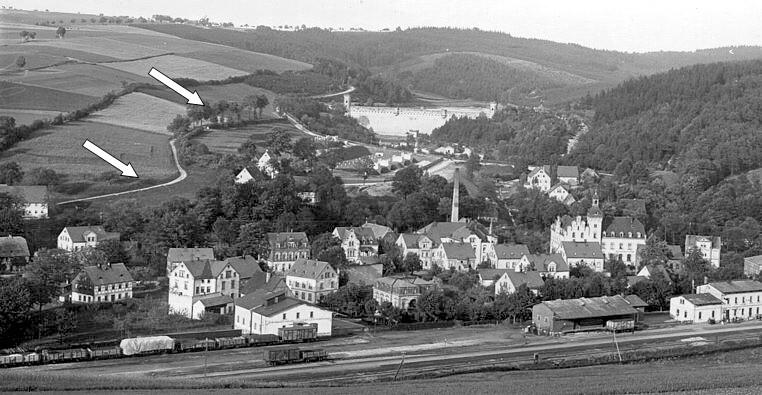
[71,262,133,304]
[0,185,49,219]
[373,276,436,309]
[670,293,723,323]
[57,226,120,252]
[0,235,30,272]
[494,244,531,270]
[637,264,671,280]
[167,259,239,319]
[695,280,762,321]
[601,217,647,266]
[234,168,254,184]
[555,166,580,186]
[417,221,497,266]
[266,232,310,272]
[685,235,722,268]
[433,242,477,271]
[548,183,576,205]
[559,241,605,272]
[495,271,545,295]
[477,269,510,287]
[333,226,378,263]
[524,166,552,192]
[226,255,270,295]
[396,234,435,268]
[234,289,333,336]
[285,259,339,303]
[525,254,570,279]
[166,247,215,276]
[532,295,640,335]
[258,150,278,178]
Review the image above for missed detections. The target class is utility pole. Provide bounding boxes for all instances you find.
[393,352,406,381]
[613,330,622,363]
[204,337,209,378]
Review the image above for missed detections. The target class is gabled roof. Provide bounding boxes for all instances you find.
[361,222,394,240]
[0,236,29,258]
[440,242,476,260]
[549,183,571,194]
[417,221,490,244]
[638,264,670,280]
[706,280,762,294]
[61,226,120,243]
[536,295,638,320]
[235,288,287,310]
[399,233,429,249]
[555,165,579,179]
[526,253,569,272]
[502,271,545,289]
[334,227,376,243]
[183,259,230,280]
[495,244,530,260]
[194,293,233,307]
[267,232,309,247]
[527,166,549,179]
[286,258,335,280]
[375,276,435,291]
[240,273,284,296]
[562,241,603,259]
[679,293,723,306]
[604,217,646,237]
[624,294,649,308]
[744,255,762,267]
[80,263,133,286]
[685,235,721,250]
[0,185,48,203]
[478,269,511,281]
[225,255,264,280]
[167,248,214,263]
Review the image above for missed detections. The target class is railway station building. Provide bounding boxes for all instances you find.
[532,295,640,335]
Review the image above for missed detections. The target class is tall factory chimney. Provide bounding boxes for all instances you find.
[451,168,460,222]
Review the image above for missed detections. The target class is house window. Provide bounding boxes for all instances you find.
[711,311,715,318]
[282,313,286,319]
[310,311,314,318]
[308,293,312,301]
[221,282,226,291]
[231,280,235,288]
[698,312,702,319]
[296,312,300,319]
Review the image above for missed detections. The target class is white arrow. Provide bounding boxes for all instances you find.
[148,67,204,106]
[83,140,138,178]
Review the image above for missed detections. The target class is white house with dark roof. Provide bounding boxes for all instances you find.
[396,234,435,268]
[524,166,552,192]
[601,217,647,265]
[494,244,531,270]
[57,226,120,252]
[559,241,605,272]
[670,293,723,323]
[234,289,333,336]
[526,253,570,279]
[0,185,49,219]
[234,168,254,184]
[685,235,722,268]
[333,226,379,263]
[167,259,239,319]
[495,271,545,295]
[417,221,497,266]
[285,259,339,303]
[373,276,436,309]
[0,235,30,272]
[258,150,277,178]
[696,280,762,321]
[166,247,215,276]
[548,183,576,205]
[71,262,133,304]
[266,232,310,272]
[434,242,477,271]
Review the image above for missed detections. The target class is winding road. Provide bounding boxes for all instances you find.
[56,139,187,205]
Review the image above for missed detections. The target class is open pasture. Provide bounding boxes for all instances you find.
[88,92,186,135]
[181,48,311,73]
[0,109,60,126]
[0,43,119,67]
[0,120,176,181]
[101,54,248,81]
[0,80,96,111]
[3,63,151,97]
[193,120,306,154]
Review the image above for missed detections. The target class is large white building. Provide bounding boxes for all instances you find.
[234,289,333,336]
[285,259,339,304]
[266,232,310,272]
[685,235,722,268]
[167,259,239,319]
[57,226,120,252]
[696,280,762,321]
[549,194,603,254]
[416,221,497,269]
[601,217,647,266]
[670,293,723,323]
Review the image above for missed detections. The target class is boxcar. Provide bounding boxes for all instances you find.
[264,347,301,365]
[278,325,317,342]
[43,349,88,363]
[215,336,247,349]
[23,353,41,365]
[299,349,327,362]
[89,347,122,360]
[247,334,279,347]
[177,338,217,352]
[0,354,24,367]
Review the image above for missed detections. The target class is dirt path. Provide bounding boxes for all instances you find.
[57,138,187,205]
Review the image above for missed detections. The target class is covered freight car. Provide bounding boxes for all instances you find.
[119,336,175,356]
[42,348,88,363]
[278,324,318,342]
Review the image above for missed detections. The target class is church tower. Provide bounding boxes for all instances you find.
[587,190,603,240]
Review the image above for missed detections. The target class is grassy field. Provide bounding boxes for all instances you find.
[140,83,277,114]
[181,49,311,73]
[3,63,152,97]
[193,120,305,154]
[101,54,249,80]
[88,92,186,135]
[0,120,176,189]
[0,108,61,125]
[0,80,97,110]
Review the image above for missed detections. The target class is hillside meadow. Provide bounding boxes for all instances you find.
[88,92,186,135]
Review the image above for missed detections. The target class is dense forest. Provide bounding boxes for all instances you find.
[431,107,572,164]
[568,60,762,185]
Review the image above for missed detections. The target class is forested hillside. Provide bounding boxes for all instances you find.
[568,60,762,188]
[134,24,762,104]
[431,107,571,164]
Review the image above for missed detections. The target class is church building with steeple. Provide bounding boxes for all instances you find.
[549,192,604,254]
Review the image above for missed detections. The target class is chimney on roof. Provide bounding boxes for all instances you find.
[451,168,460,222]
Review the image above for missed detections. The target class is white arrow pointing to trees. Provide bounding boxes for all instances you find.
[83,140,138,178]
[148,67,204,106]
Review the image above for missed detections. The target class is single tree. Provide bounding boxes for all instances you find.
[0,162,23,185]
[56,26,66,38]
[255,95,269,118]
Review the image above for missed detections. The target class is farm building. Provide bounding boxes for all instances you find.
[670,294,723,323]
[57,226,120,252]
[0,185,49,219]
[234,289,333,336]
[71,263,134,304]
[532,295,640,335]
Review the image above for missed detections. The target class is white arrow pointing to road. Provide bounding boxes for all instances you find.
[148,67,204,106]
[83,140,138,178]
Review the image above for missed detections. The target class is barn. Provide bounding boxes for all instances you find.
[532,295,640,335]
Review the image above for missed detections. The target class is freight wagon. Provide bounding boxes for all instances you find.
[264,347,328,366]
[278,324,318,342]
